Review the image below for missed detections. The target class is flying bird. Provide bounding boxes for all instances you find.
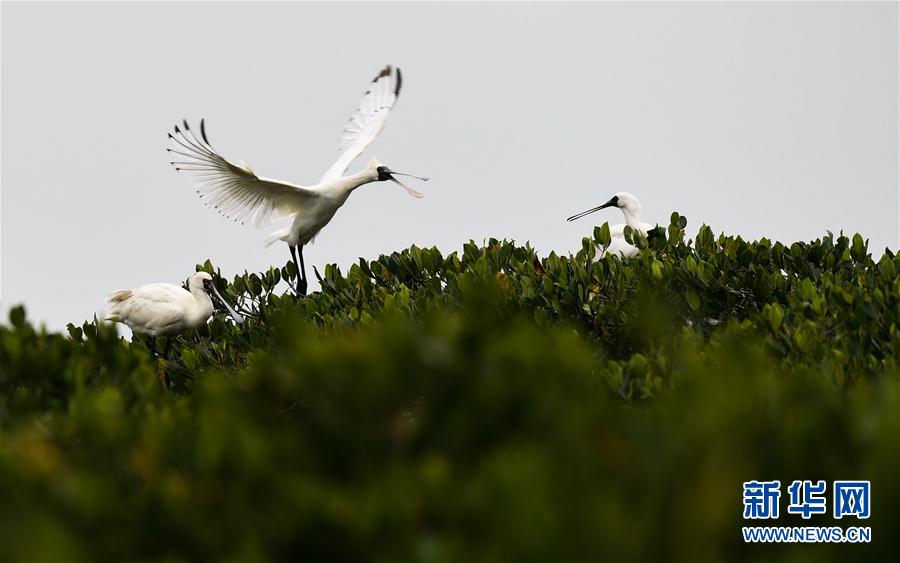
[105,272,244,385]
[168,65,428,296]
[567,192,654,258]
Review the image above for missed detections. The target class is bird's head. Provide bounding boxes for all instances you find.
[189,272,244,325]
[567,192,642,222]
[613,192,642,214]
[367,158,429,198]
[188,271,214,292]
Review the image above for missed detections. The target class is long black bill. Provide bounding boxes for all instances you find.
[391,171,430,181]
[566,196,618,222]
[209,284,245,324]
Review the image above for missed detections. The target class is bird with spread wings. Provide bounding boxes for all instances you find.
[168,65,428,296]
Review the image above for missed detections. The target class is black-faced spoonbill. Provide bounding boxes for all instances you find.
[567,192,655,258]
[168,65,428,296]
[105,272,244,384]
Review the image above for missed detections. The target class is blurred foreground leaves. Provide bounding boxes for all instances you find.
[1,215,899,562]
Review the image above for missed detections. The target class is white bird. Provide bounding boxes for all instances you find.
[567,192,654,258]
[105,271,244,367]
[168,65,428,296]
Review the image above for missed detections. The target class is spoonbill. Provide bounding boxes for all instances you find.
[105,272,244,383]
[168,65,428,296]
[567,192,654,258]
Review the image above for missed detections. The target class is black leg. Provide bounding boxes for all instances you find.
[290,245,306,296]
[298,245,308,296]
[149,336,157,359]
[161,338,173,388]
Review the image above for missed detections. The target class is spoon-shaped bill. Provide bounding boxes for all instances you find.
[390,176,425,198]
[208,283,244,324]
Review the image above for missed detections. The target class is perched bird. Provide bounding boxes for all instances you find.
[168,65,428,296]
[105,272,244,383]
[567,192,654,258]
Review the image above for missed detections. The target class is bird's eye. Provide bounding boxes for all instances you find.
[376,166,391,181]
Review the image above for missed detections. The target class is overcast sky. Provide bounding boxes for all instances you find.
[2,1,898,331]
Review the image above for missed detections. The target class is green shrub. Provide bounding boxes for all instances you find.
[1,215,898,562]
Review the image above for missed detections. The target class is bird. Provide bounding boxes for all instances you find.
[167,65,428,296]
[105,272,244,384]
[566,192,654,258]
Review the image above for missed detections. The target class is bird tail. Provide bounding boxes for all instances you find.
[263,227,292,248]
[103,289,132,321]
[106,289,132,304]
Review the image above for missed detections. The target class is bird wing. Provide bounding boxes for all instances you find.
[320,65,402,182]
[169,120,320,227]
[106,284,185,331]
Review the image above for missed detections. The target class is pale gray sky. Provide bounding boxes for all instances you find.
[2,1,898,331]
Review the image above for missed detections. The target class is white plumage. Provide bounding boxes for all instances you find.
[168,65,428,296]
[567,192,654,258]
[105,272,243,338]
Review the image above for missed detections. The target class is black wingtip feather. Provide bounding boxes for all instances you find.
[395,67,402,96]
[183,119,190,130]
[200,119,210,145]
[373,65,391,83]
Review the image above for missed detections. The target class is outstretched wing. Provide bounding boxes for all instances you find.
[168,119,319,227]
[320,65,402,182]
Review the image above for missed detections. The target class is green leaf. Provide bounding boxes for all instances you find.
[766,303,783,332]
[359,258,374,278]
[879,255,896,278]
[66,323,83,341]
[685,256,698,274]
[851,233,867,260]
[669,212,680,228]
[249,274,263,296]
[685,288,700,311]
[696,225,714,250]
[9,305,26,328]
[182,348,198,370]
[593,223,611,248]
[233,275,247,295]
[697,263,712,285]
